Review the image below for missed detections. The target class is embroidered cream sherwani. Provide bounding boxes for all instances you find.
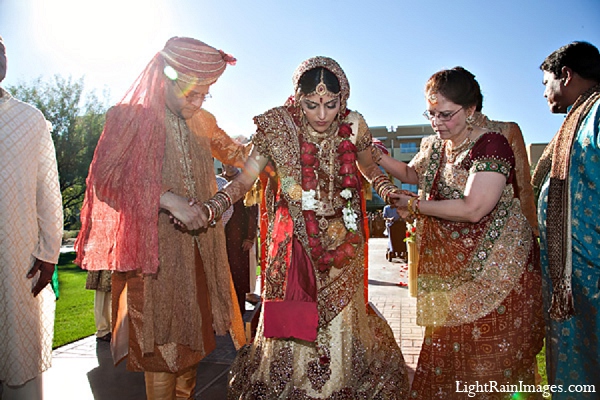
[0,88,63,386]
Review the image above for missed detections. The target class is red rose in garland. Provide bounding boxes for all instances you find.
[338,242,357,257]
[301,152,316,166]
[337,140,355,153]
[302,142,318,154]
[339,163,356,175]
[342,175,358,188]
[299,118,362,273]
[338,123,353,138]
[346,232,361,245]
[308,236,321,248]
[302,167,317,178]
[340,152,356,164]
[334,250,348,267]
[319,251,335,269]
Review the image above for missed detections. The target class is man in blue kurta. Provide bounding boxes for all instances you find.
[533,41,600,398]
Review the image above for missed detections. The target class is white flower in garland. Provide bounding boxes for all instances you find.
[342,205,358,232]
[340,188,353,200]
[302,189,317,211]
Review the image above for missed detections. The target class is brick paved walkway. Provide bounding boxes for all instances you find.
[367,238,424,381]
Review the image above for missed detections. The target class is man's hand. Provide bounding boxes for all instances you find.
[160,192,208,231]
[27,259,55,297]
[242,239,254,252]
[390,193,416,220]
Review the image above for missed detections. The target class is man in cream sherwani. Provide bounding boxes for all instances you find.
[0,36,63,400]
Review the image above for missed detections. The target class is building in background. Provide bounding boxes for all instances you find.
[527,143,547,170]
[371,124,434,193]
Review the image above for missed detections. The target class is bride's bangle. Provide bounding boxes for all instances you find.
[203,190,232,226]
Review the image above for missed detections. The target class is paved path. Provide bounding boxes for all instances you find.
[41,238,423,399]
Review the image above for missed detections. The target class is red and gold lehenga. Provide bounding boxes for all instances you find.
[227,104,410,399]
[408,133,545,399]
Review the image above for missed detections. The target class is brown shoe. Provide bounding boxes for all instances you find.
[96,332,111,342]
[245,293,261,304]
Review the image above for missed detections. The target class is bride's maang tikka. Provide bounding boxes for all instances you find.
[308,69,339,100]
[292,56,350,114]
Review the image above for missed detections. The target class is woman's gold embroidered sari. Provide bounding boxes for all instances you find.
[409,133,544,399]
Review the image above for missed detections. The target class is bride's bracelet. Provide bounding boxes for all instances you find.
[372,174,400,204]
[203,190,233,225]
[371,145,383,165]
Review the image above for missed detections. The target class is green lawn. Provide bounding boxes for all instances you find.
[53,252,95,348]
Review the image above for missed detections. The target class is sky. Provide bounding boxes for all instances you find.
[1,0,599,145]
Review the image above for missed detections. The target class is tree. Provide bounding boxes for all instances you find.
[7,76,109,230]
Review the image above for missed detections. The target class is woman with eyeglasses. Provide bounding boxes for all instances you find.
[374,67,544,399]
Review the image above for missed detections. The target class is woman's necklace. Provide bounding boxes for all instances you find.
[445,128,473,163]
[302,118,339,228]
[316,139,337,230]
[303,117,338,142]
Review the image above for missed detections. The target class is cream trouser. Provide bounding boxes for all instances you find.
[144,367,197,400]
[94,289,112,337]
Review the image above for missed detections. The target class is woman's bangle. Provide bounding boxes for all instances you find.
[372,174,400,204]
[203,190,233,226]
[371,145,383,165]
[203,203,215,224]
[407,197,415,216]
[407,197,421,217]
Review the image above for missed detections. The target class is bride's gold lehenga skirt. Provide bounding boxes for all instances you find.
[228,287,410,399]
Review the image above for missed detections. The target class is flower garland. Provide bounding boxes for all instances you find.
[300,119,361,273]
[404,221,417,243]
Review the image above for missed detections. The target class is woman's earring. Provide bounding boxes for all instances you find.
[466,114,474,130]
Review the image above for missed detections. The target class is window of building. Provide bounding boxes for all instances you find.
[401,183,418,194]
[400,142,418,153]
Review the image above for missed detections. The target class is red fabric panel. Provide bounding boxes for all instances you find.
[263,236,318,341]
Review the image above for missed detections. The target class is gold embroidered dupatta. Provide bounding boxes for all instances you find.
[414,135,532,327]
[252,107,367,331]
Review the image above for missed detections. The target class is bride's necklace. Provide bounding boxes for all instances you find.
[316,140,337,230]
[445,128,473,163]
[303,118,338,142]
[301,119,339,229]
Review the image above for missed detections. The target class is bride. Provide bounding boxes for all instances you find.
[201,56,410,399]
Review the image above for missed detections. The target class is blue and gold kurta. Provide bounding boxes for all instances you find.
[538,99,600,399]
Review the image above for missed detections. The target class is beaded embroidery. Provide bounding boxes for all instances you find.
[414,133,532,326]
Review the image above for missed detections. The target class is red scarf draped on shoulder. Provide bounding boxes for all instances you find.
[75,54,166,274]
[75,37,236,274]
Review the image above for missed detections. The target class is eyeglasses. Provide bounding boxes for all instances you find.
[174,80,211,103]
[423,107,463,122]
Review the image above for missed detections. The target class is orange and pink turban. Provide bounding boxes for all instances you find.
[76,37,236,275]
[160,36,236,85]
